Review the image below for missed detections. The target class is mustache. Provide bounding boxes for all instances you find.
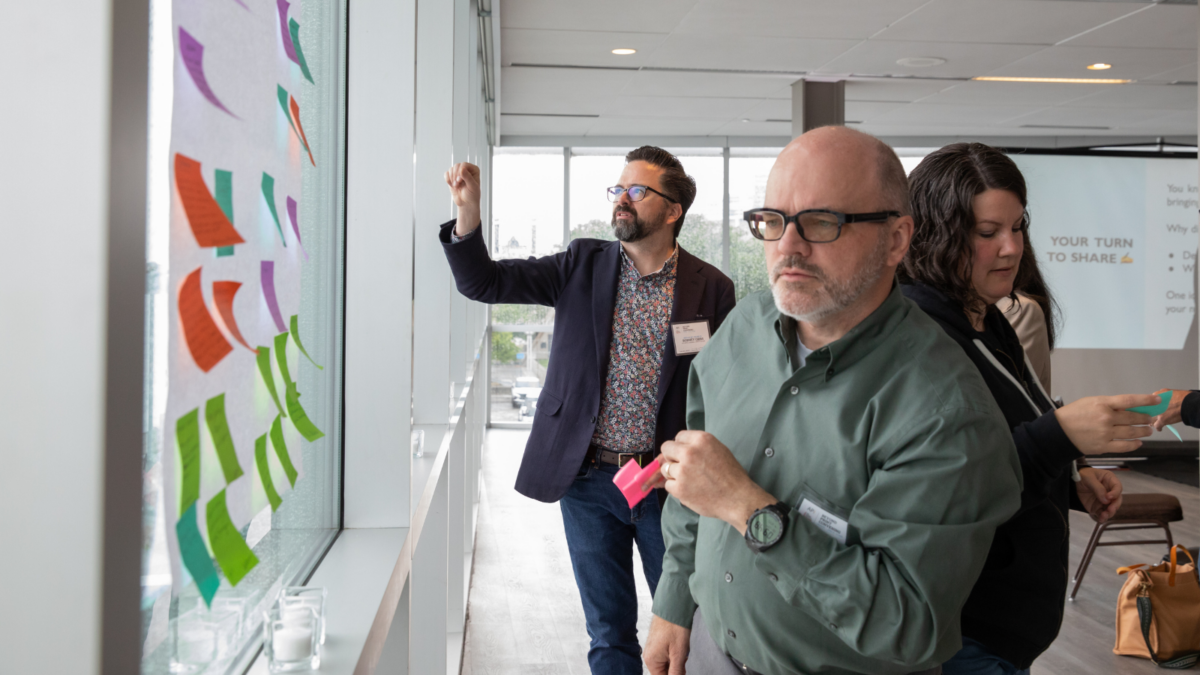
[614,205,635,215]
[771,256,824,281]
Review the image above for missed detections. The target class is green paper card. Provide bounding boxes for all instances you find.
[205,489,259,586]
[177,409,201,512]
[270,415,299,487]
[257,346,286,417]
[274,331,294,391]
[289,315,323,370]
[255,434,282,512]
[176,503,220,607]
[286,383,325,442]
[205,394,244,484]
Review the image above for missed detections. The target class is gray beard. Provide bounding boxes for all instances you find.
[771,234,890,324]
[612,208,658,243]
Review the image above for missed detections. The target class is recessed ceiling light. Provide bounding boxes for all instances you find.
[896,57,946,68]
[1087,63,1112,70]
[973,76,1132,84]
[611,48,636,55]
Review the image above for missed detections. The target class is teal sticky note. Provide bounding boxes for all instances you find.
[261,172,286,246]
[1128,391,1172,416]
[288,19,314,84]
[176,503,220,607]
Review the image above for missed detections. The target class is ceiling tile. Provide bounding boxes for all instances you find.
[987,46,1196,80]
[817,40,1045,79]
[587,116,729,136]
[710,119,792,136]
[1063,4,1198,50]
[737,99,792,122]
[501,29,670,68]
[1119,110,1198,134]
[622,70,796,99]
[644,33,860,72]
[1066,84,1198,110]
[845,79,958,102]
[602,96,760,119]
[917,81,1109,107]
[845,100,909,121]
[501,0,698,33]
[1142,63,1199,83]
[674,0,929,40]
[502,66,635,115]
[1003,105,1176,129]
[500,115,597,136]
[877,0,1148,46]
[872,102,1041,126]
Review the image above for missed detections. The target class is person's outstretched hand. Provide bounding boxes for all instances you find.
[1151,389,1190,430]
[1076,467,1123,523]
[645,615,690,675]
[444,162,481,237]
[1054,394,1158,455]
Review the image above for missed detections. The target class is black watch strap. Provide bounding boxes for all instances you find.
[744,502,789,553]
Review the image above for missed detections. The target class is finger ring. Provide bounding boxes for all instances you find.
[663,462,672,479]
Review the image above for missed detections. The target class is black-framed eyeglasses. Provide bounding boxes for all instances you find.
[607,184,676,204]
[743,208,900,243]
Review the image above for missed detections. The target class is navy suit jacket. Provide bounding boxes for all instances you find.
[440,220,737,502]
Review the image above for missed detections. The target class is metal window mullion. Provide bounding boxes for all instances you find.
[722,145,731,274]
[563,146,571,248]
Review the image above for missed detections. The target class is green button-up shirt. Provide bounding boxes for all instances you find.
[652,286,1022,675]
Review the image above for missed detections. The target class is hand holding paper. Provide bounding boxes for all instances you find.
[1054,394,1158,455]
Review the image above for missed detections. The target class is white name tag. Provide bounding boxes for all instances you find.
[798,498,849,545]
[671,320,711,356]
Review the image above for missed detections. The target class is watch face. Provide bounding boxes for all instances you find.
[750,510,783,544]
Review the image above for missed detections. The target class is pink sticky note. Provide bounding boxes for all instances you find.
[613,458,662,508]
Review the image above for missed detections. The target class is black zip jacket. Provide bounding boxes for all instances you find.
[902,284,1084,669]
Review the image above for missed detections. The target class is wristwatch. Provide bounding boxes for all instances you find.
[744,503,789,553]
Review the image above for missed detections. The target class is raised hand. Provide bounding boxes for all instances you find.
[444,162,481,236]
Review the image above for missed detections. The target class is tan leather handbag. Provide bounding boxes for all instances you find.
[1114,546,1200,669]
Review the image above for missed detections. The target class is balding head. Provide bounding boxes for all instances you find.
[767,127,909,217]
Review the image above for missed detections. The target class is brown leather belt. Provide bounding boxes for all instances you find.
[585,443,653,468]
[732,655,940,675]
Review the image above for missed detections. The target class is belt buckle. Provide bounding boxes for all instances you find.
[618,452,638,468]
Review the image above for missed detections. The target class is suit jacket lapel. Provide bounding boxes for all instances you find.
[593,241,622,383]
[655,247,705,408]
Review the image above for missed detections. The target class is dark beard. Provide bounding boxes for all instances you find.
[611,206,659,243]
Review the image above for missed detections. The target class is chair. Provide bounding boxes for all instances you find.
[1069,493,1184,601]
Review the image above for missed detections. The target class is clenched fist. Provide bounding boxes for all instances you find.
[444,162,481,237]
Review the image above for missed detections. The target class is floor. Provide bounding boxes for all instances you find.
[461,429,1198,675]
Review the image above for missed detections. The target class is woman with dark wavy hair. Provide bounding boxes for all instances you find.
[899,142,1158,675]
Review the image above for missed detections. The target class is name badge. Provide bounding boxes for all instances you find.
[671,320,711,356]
[798,498,849,545]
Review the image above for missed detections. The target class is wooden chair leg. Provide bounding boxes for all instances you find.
[1163,522,1174,549]
[1070,522,1108,601]
[1073,522,1104,583]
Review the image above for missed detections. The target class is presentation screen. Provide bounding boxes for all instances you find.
[1015,154,1198,350]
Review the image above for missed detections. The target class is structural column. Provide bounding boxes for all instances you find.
[791,79,845,138]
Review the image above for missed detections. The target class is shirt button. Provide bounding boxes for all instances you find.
[790,386,799,395]
[763,447,774,458]
[590,416,597,424]
[725,572,733,583]
[768,573,778,583]
[829,622,838,630]
[727,629,736,639]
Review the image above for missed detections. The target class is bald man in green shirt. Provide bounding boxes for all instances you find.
[643,127,1023,675]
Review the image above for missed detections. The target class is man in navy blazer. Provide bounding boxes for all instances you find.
[440,147,735,674]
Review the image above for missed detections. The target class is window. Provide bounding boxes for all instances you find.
[140,0,346,671]
[729,149,783,301]
[668,149,724,271]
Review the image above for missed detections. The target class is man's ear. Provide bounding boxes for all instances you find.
[669,203,683,227]
[888,215,914,267]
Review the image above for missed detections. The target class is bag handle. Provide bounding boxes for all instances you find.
[1136,586,1200,669]
[1167,545,1195,587]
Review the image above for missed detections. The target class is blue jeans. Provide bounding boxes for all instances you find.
[942,638,1030,675]
[559,461,665,675]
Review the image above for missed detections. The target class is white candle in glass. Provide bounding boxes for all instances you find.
[272,625,313,662]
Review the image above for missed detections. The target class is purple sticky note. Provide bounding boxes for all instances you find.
[261,261,288,333]
[178,28,237,118]
[277,0,300,64]
[286,197,309,261]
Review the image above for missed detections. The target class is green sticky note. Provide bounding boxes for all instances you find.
[214,170,234,257]
[206,489,259,586]
[177,409,201,512]
[255,434,283,511]
[274,331,294,391]
[288,19,315,84]
[1128,391,1172,416]
[261,172,286,246]
[289,315,323,370]
[204,394,244,484]
[276,86,297,136]
[270,415,299,487]
[175,503,220,607]
[286,383,325,442]
[256,346,285,417]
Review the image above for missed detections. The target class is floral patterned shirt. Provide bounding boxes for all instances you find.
[591,247,678,453]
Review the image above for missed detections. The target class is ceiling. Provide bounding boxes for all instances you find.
[497,0,1199,143]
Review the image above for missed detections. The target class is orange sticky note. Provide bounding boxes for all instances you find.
[289,96,315,167]
[212,281,258,354]
[175,154,246,248]
[179,267,233,372]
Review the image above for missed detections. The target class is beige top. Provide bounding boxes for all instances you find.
[996,293,1052,395]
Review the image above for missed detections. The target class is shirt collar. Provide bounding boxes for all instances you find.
[620,245,679,280]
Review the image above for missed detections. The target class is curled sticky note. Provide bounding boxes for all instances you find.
[613,458,662,508]
[175,154,245,248]
[212,281,257,354]
[1128,391,1172,416]
[179,267,233,372]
